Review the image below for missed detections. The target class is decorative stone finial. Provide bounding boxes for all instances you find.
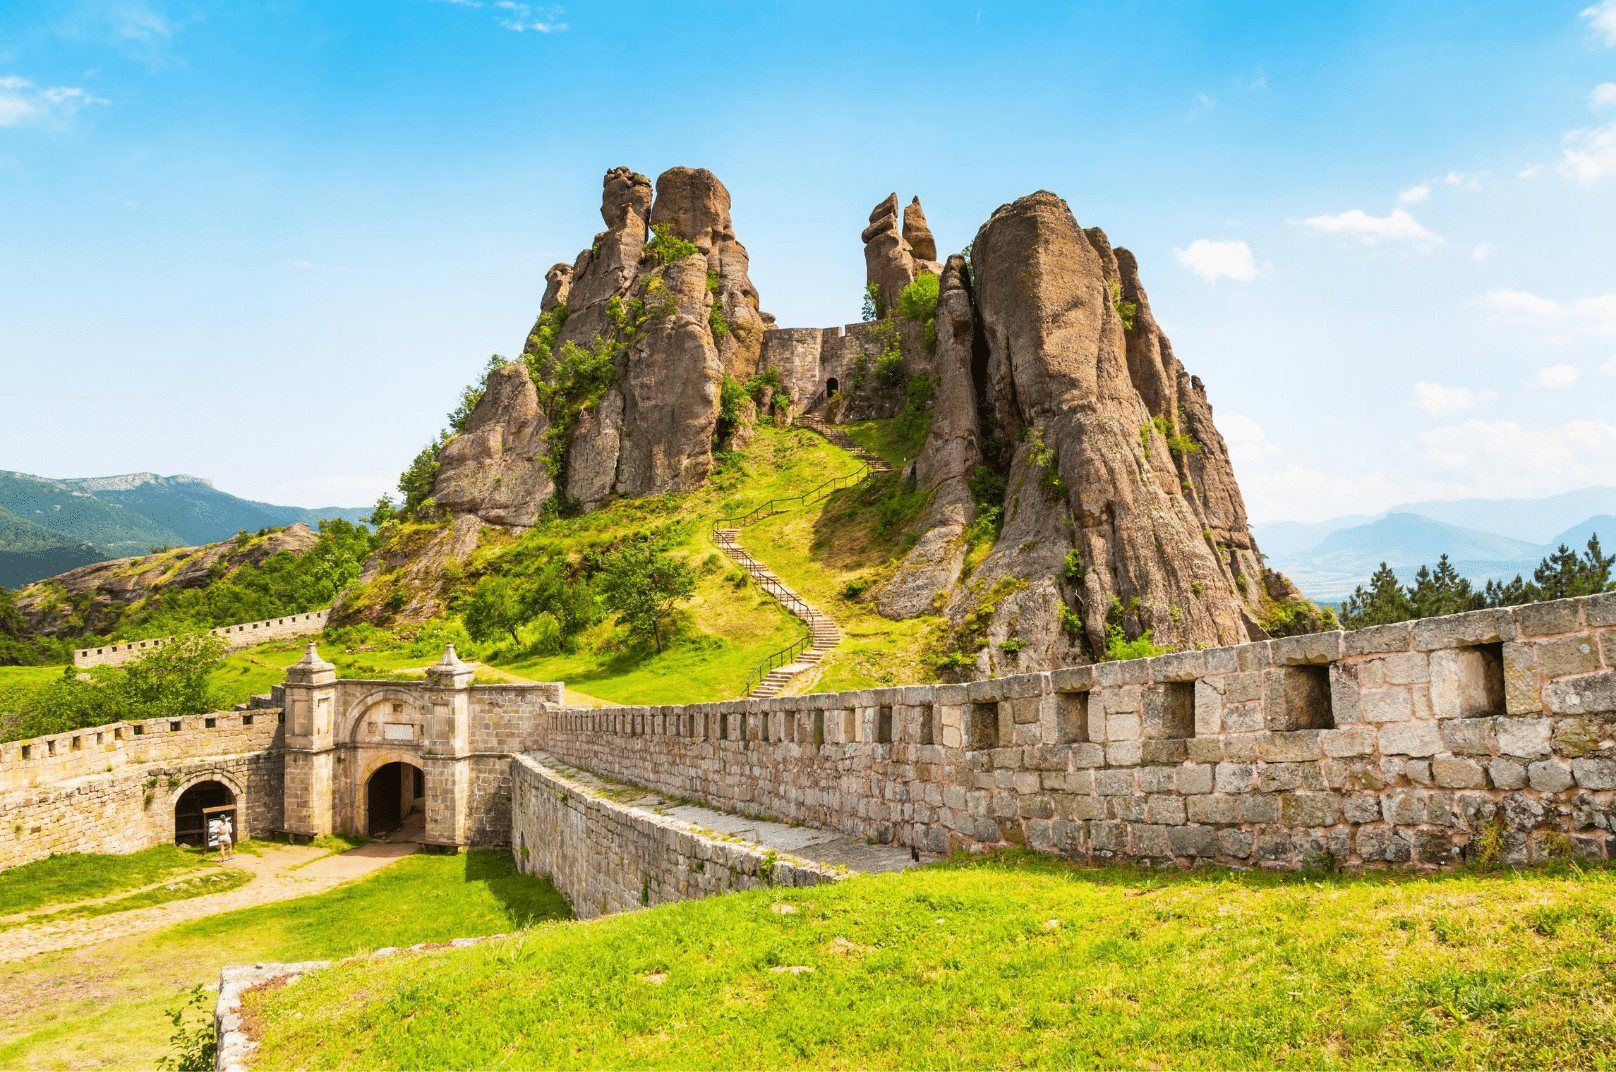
[283,641,336,686]
[427,643,474,688]
[291,642,335,672]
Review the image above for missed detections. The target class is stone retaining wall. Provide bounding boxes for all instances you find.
[538,594,1616,869]
[0,710,284,869]
[72,609,330,668]
[511,754,842,919]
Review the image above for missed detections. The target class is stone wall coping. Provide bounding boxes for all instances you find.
[0,707,282,772]
[544,594,1615,720]
[518,754,846,883]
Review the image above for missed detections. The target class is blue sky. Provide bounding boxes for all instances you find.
[1,0,1613,522]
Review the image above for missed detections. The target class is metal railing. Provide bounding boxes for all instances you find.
[713,456,871,696]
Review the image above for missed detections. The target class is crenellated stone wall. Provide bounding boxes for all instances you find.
[510,754,843,919]
[537,594,1616,870]
[0,709,285,870]
[760,321,930,421]
[72,610,331,669]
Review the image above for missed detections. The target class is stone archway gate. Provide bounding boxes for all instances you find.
[278,645,564,850]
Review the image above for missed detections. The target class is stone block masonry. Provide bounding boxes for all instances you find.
[538,593,1616,870]
[0,709,284,870]
[511,754,847,919]
[72,609,331,668]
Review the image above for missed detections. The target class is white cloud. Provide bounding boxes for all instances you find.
[493,2,567,31]
[1418,419,1616,498]
[1187,92,1215,121]
[1299,207,1442,248]
[1555,121,1616,184]
[435,0,567,31]
[1537,363,1582,388]
[1585,0,1616,47]
[1218,413,1277,461]
[1601,353,1616,376]
[1173,238,1257,284]
[1443,171,1482,191]
[1471,243,1493,262]
[1412,381,1495,417]
[1481,287,1616,341]
[1397,183,1431,205]
[0,75,109,129]
[1592,83,1616,109]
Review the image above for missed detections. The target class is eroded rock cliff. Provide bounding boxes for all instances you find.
[436,165,767,524]
[879,190,1295,672]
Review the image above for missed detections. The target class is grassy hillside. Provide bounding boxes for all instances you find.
[0,851,569,1070]
[349,423,944,705]
[246,852,1616,1070]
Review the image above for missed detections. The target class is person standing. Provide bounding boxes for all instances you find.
[206,814,223,856]
[220,813,235,860]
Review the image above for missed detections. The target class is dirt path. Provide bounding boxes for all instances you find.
[0,841,416,965]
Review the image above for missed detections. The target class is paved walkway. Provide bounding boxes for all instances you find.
[0,840,416,964]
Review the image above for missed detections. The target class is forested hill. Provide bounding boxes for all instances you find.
[0,470,369,588]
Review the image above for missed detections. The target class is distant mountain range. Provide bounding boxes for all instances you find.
[0,471,369,589]
[1256,486,1616,603]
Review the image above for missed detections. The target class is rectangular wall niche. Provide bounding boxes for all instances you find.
[1449,642,1507,718]
[1269,664,1336,731]
[1146,682,1196,740]
[1056,690,1091,744]
[876,705,894,744]
[968,701,1000,750]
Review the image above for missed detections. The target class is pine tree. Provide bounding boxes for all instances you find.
[1340,562,1414,628]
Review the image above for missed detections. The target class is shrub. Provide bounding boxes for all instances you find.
[861,282,882,322]
[642,225,699,267]
[1106,275,1138,331]
[714,376,750,450]
[1024,427,1065,500]
[896,272,939,323]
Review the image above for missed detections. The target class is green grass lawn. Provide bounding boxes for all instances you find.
[0,664,69,713]
[2,868,252,931]
[247,853,1616,1070]
[0,850,570,1070]
[0,845,210,918]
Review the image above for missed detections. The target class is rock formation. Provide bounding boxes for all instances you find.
[861,194,941,314]
[880,190,1291,672]
[434,165,768,523]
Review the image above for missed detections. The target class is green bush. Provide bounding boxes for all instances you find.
[896,272,939,323]
[1024,428,1065,500]
[1106,275,1138,331]
[642,225,699,267]
[714,376,750,451]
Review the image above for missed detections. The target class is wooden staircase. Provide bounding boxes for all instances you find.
[712,420,889,699]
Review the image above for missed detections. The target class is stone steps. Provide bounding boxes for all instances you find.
[714,416,886,699]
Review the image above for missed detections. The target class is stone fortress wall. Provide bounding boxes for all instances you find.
[537,594,1616,870]
[5,594,1614,884]
[72,609,331,669]
[760,321,929,421]
[510,754,842,920]
[0,709,284,870]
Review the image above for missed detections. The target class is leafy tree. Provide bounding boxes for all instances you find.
[896,272,940,323]
[462,574,531,646]
[598,545,696,653]
[714,376,750,451]
[861,282,882,322]
[116,633,229,718]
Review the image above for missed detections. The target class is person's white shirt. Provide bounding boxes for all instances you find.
[207,816,222,848]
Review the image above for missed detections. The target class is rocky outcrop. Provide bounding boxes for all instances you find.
[432,363,554,525]
[884,190,1285,673]
[433,165,768,524]
[902,197,938,263]
[877,255,979,618]
[16,524,321,636]
[861,193,940,314]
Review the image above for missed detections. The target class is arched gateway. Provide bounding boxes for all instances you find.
[277,643,562,851]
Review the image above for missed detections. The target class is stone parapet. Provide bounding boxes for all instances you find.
[72,610,331,669]
[537,594,1616,869]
